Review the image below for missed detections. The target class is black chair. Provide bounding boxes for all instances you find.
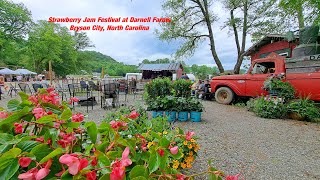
[203,86,213,100]
[8,83,19,97]
[88,81,98,91]
[68,84,96,112]
[18,83,33,94]
[55,82,68,101]
[32,84,43,93]
[80,81,88,91]
[101,83,119,109]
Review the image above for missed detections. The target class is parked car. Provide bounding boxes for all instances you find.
[210,53,320,104]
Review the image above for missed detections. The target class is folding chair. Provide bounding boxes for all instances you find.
[134,82,145,100]
[8,83,19,97]
[32,84,43,93]
[18,83,33,94]
[68,84,96,112]
[88,81,98,91]
[55,82,68,101]
[101,83,119,109]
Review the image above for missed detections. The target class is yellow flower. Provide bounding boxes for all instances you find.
[186,163,192,168]
[175,128,179,133]
[191,138,196,143]
[183,141,188,146]
[181,163,187,169]
[147,142,154,148]
[158,132,162,136]
[194,144,200,152]
[173,164,179,169]
[189,151,193,156]
[188,144,193,149]
[163,131,168,135]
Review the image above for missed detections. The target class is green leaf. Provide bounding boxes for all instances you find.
[30,144,52,161]
[159,152,168,170]
[7,99,20,111]
[61,170,73,180]
[39,148,63,163]
[160,137,170,147]
[0,107,29,127]
[99,174,110,180]
[95,150,111,174]
[85,122,97,144]
[129,165,148,179]
[148,151,160,174]
[18,92,29,101]
[0,145,12,153]
[36,115,56,124]
[0,133,14,145]
[16,141,40,152]
[150,132,161,140]
[62,122,80,128]
[131,177,147,180]
[60,108,72,120]
[0,157,19,180]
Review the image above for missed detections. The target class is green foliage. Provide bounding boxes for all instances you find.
[253,97,287,119]
[172,79,193,98]
[287,98,320,121]
[188,97,204,112]
[145,77,172,100]
[264,77,295,100]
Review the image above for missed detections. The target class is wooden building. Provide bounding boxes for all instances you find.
[138,63,183,80]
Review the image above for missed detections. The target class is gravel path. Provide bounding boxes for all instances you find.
[1,92,320,179]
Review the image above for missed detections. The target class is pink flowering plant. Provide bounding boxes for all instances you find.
[0,89,237,180]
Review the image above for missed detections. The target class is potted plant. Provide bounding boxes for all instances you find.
[287,98,320,121]
[188,97,204,122]
[164,96,177,122]
[177,97,189,121]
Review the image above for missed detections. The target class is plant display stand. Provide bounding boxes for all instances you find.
[165,111,176,122]
[190,111,201,122]
[178,111,188,121]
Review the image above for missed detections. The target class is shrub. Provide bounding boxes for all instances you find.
[263,76,295,100]
[253,96,287,119]
[287,98,320,122]
[172,79,193,98]
[188,97,204,112]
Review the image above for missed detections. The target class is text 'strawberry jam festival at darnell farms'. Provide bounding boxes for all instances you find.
[48,17,172,31]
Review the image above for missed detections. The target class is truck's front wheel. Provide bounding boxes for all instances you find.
[215,87,234,104]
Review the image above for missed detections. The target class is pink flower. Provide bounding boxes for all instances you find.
[69,97,79,105]
[169,146,179,155]
[128,111,139,119]
[35,168,50,180]
[59,154,88,175]
[32,108,47,120]
[0,111,8,119]
[226,173,241,180]
[14,123,23,134]
[46,87,55,93]
[110,147,132,180]
[110,121,128,131]
[18,168,38,180]
[72,113,84,122]
[57,132,76,148]
[86,171,97,180]
[19,157,32,167]
[157,149,165,157]
[186,131,195,141]
[176,174,185,180]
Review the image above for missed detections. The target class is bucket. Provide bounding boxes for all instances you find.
[178,111,188,121]
[165,111,176,122]
[190,111,201,122]
[156,111,164,117]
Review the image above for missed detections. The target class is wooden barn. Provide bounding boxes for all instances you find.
[244,34,320,61]
[138,63,183,80]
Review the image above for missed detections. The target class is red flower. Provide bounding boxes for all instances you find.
[19,157,32,167]
[176,174,185,180]
[110,121,128,131]
[59,154,88,175]
[110,147,132,180]
[91,157,97,166]
[46,87,55,93]
[32,108,47,120]
[0,111,8,119]
[128,111,139,119]
[72,113,84,122]
[14,123,23,134]
[69,97,79,105]
[86,171,97,180]
[158,149,165,157]
[169,146,179,155]
[226,174,240,180]
[18,168,38,180]
[18,159,51,180]
[28,96,38,105]
[186,131,195,141]
[57,132,76,148]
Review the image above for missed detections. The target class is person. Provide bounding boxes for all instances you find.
[191,80,201,96]
[198,80,205,99]
[180,73,189,80]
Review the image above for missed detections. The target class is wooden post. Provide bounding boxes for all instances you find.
[49,60,52,86]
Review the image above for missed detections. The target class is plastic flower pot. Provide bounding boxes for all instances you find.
[156,111,164,117]
[151,111,157,118]
[190,111,201,122]
[178,111,188,121]
[165,111,176,122]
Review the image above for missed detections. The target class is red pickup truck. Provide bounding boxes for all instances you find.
[210,53,320,104]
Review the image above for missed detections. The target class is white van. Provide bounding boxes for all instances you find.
[125,73,142,80]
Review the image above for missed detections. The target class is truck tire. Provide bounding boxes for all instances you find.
[215,87,234,104]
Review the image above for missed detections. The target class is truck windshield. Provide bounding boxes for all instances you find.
[251,62,275,74]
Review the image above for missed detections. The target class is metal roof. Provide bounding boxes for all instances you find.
[138,63,182,71]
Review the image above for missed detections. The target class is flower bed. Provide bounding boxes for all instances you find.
[0,89,237,179]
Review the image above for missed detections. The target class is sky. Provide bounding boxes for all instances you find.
[12,0,253,70]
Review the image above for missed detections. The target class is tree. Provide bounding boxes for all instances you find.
[73,31,94,50]
[222,0,277,74]
[157,0,225,73]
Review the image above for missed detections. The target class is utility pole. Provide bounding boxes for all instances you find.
[49,61,52,86]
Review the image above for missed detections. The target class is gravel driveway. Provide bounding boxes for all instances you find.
[1,92,319,179]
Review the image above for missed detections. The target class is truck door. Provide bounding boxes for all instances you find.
[245,62,276,97]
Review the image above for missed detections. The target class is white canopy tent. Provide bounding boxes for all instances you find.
[0,68,17,75]
[14,68,37,75]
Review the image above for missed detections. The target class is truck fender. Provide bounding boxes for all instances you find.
[214,83,243,96]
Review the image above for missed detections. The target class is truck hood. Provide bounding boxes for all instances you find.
[212,74,246,80]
